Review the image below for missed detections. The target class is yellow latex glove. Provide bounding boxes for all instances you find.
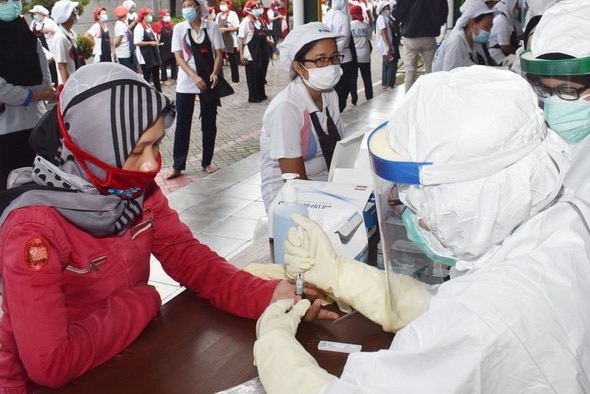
[284,214,429,332]
[254,299,336,394]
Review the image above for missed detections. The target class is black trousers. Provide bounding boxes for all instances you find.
[226,51,240,83]
[160,57,178,81]
[0,129,35,191]
[350,62,373,104]
[141,64,161,92]
[334,61,358,112]
[245,63,267,103]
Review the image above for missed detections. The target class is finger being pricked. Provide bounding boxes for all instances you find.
[303,298,339,321]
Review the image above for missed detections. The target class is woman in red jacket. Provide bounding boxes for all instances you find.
[0,62,332,393]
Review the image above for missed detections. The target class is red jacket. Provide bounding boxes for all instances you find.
[0,183,278,392]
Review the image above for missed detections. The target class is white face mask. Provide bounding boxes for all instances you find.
[162,15,171,22]
[300,64,343,91]
[219,4,228,12]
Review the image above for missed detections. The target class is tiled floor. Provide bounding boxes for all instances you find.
[149,84,406,304]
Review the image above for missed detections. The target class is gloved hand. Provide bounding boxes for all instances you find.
[254,299,336,393]
[284,214,430,332]
[502,53,517,67]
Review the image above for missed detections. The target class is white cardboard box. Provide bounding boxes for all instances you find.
[268,180,372,262]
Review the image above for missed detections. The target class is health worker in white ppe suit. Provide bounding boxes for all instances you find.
[520,0,590,203]
[253,66,590,393]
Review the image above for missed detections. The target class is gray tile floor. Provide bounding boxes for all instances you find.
[149,84,406,304]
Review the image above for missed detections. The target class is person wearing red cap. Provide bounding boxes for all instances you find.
[134,7,162,92]
[112,5,134,69]
[238,0,272,103]
[349,4,372,105]
[85,7,112,63]
[152,9,177,85]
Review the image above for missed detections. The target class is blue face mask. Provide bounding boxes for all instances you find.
[182,7,197,22]
[401,210,456,267]
[0,0,22,22]
[472,28,490,44]
[543,96,590,143]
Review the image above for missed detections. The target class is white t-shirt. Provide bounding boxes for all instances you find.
[134,23,155,65]
[52,25,77,85]
[488,13,523,64]
[171,20,224,94]
[375,15,392,56]
[215,10,240,48]
[238,17,262,61]
[350,19,371,63]
[86,22,109,60]
[30,17,58,53]
[113,20,131,58]
[260,78,345,210]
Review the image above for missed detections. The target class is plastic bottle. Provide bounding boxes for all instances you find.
[273,173,309,264]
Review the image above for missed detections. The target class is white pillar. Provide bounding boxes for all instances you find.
[292,0,304,27]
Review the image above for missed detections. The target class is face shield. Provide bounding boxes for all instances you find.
[368,66,570,295]
[519,0,590,143]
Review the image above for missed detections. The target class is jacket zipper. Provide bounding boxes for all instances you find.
[131,217,154,240]
[65,256,107,274]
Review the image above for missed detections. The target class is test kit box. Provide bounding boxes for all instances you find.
[268,180,373,262]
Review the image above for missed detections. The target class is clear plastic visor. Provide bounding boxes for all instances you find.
[521,50,590,101]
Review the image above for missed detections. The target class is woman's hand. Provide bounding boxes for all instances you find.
[270,280,339,321]
[192,75,208,90]
[209,73,218,88]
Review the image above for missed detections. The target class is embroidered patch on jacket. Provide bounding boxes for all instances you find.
[23,237,50,272]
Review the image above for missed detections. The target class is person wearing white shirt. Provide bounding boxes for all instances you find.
[85,7,112,63]
[323,0,356,112]
[215,0,240,84]
[112,6,133,69]
[165,0,225,179]
[51,0,80,85]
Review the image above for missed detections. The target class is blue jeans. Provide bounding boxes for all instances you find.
[172,92,218,170]
[382,56,397,88]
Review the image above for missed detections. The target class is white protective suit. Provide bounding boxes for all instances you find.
[254,66,590,393]
[524,0,590,205]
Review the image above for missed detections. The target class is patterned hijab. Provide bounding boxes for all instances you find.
[1,63,175,236]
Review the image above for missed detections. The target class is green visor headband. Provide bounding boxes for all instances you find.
[520,50,590,76]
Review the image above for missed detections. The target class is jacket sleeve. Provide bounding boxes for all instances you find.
[147,185,279,319]
[0,210,162,388]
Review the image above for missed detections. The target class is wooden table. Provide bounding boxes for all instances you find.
[36,289,393,394]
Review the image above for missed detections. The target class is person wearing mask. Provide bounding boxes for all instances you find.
[323,0,357,112]
[432,2,496,72]
[394,0,448,92]
[134,8,161,92]
[112,5,133,70]
[0,63,334,392]
[375,0,398,90]
[85,7,112,63]
[349,4,373,105]
[254,65,590,393]
[51,0,82,85]
[259,22,347,211]
[216,0,240,84]
[488,0,523,66]
[238,0,271,103]
[152,8,177,86]
[28,5,58,84]
[0,1,55,192]
[123,0,138,27]
[520,0,590,202]
[266,0,285,60]
[165,0,225,179]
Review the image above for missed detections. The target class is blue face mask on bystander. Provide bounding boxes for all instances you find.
[182,7,197,22]
[472,28,490,44]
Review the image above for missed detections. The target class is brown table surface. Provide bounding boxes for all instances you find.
[37,236,391,393]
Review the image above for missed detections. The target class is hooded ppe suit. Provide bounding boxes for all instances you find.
[254,66,590,393]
